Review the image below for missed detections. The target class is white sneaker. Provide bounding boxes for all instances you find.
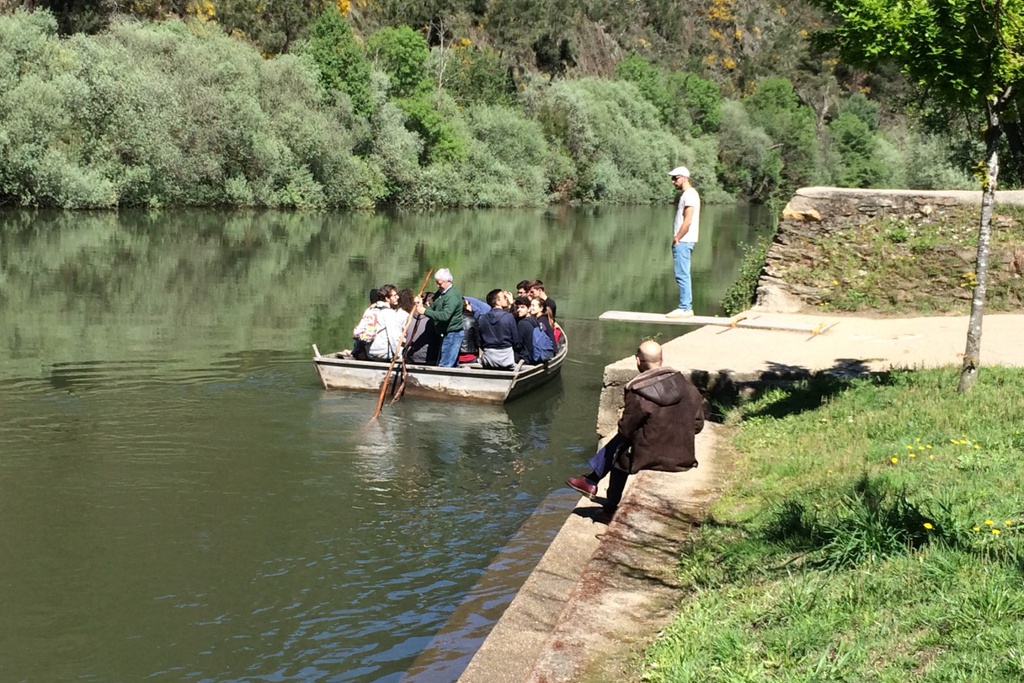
[666,308,695,318]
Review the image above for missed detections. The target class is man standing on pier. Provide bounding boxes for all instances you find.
[666,166,700,318]
[565,340,705,512]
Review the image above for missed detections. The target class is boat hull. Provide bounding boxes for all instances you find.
[313,336,567,403]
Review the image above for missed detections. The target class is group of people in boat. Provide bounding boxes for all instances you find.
[350,269,562,370]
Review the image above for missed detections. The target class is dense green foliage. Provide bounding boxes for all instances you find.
[645,367,1024,681]
[720,232,774,315]
[0,4,984,209]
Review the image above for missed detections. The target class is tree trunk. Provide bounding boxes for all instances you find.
[957,103,1002,393]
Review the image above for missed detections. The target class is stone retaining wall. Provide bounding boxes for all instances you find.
[757,187,1024,312]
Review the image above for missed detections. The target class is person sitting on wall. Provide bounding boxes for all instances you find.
[477,289,518,369]
[565,340,705,514]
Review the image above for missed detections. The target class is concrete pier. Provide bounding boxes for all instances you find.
[459,311,1024,683]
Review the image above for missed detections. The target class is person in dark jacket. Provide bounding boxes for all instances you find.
[512,295,536,364]
[477,289,518,368]
[405,292,440,365]
[565,340,705,512]
[458,297,481,364]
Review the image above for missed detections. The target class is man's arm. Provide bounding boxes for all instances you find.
[423,291,453,323]
[617,390,647,440]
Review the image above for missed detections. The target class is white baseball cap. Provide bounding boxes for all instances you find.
[668,166,690,178]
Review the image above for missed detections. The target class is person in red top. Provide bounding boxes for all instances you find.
[566,340,705,513]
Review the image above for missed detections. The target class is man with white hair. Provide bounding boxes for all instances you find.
[415,267,464,367]
[666,165,700,318]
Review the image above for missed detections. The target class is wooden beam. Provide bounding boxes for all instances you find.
[598,311,835,335]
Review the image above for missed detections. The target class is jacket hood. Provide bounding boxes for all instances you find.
[626,366,688,406]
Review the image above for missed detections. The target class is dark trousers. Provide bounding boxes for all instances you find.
[588,433,629,509]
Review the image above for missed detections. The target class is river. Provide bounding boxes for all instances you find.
[0,203,770,683]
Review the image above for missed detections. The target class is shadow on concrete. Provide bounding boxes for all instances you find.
[691,360,898,420]
[571,503,615,525]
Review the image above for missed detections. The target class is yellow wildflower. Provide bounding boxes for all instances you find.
[890,457,899,464]
[993,529,1001,535]
[923,522,933,530]
[973,526,981,532]
[985,519,995,526]
[1006,520,1013,527]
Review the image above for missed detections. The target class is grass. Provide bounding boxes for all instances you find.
[774,205,1024,313]
[640,367,1024,682]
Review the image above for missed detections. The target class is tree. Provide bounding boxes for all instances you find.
[304,6,372,117]
[366,25,429,98]
[813,0,1024,392]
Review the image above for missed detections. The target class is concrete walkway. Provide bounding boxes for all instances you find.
[458,311,1024,683]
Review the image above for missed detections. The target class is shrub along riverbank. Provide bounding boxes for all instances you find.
[642,367,1024,681]
[0,8,973,210]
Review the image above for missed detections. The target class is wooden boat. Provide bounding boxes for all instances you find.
[312,332,568,403]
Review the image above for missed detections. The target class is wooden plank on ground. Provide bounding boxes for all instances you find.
[599,310,834,334]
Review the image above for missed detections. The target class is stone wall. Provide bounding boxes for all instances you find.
[756,187,1024,312]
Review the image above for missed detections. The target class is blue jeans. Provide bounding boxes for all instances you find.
[672,241,695,311]
[588,433,626,477]
[438,330,465,367]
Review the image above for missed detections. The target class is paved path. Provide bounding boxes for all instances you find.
[459,311,1024,683]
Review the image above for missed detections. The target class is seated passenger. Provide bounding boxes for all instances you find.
[513,295,537,365]
[352,288,385,360]
[477,289,518,369]
[367,284,404,361]
[463,295,490,317]
[406,292,440,365]
[528,297,556,362]
[528,279,557,320]
[396,287,415,329]
[458,297,481,364]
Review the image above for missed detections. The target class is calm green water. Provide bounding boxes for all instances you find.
[0,203,769,683]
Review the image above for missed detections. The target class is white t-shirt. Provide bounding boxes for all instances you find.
[672,187,701,243]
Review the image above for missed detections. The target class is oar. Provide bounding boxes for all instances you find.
[371,269,433,420]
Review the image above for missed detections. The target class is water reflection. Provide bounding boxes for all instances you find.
[0,204,771,683]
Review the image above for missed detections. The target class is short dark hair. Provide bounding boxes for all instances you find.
[486,288,503,307]
[528,279,545,292]
[516,280,531,292]
[370,288,385,303]
[514,295,531,307]
[380,283,397,297]
[397,288,415,312]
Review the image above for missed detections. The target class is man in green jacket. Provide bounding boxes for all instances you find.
[415,267,464,367]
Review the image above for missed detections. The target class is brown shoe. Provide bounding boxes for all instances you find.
[566,476,597,499]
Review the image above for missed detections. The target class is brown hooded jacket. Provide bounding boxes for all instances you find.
[614,366,705,474]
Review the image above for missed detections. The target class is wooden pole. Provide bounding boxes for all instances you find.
[371,269,433,420]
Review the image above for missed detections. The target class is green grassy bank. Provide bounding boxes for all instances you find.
[642,367,1024,681]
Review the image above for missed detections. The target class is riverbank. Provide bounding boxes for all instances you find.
[458,310,1024,683]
